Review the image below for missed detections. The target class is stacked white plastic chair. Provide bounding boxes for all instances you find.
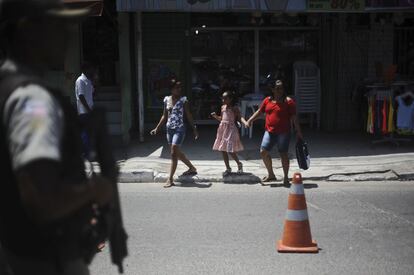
[293,61,321,129]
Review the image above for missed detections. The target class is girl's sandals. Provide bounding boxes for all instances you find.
[222,169,232,177]
[182,169,198,176]
[261,175,277,184]
[164,179,174,188]
[237,162,243,173]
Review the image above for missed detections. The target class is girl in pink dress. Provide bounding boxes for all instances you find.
[211,91,247,176]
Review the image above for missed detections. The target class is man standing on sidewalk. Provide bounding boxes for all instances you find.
[0,1,113,274]
[75,62,95,158]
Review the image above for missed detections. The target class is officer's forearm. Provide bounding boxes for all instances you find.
[16,161,97,225]
[18,175,96,224]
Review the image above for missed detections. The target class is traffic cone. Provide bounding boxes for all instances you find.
[277,173,318,253]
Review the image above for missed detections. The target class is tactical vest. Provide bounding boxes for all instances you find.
[0,72,93,262]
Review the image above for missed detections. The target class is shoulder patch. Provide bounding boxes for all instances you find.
[23,100,48,117]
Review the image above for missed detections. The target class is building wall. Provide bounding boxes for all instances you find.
[118,12,133,143]
[139,13,395,131]
[335,14,370,131]
[367,16,394,78]
[142,13,190,124]
[320,14,340,131]
[333,14,393,131]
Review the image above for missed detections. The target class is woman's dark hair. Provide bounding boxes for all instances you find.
[222,90,237,107]
[170,78,182,89]
[81,61,93,71]
[270,79,287,102]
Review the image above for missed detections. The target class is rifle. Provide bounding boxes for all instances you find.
[87,107,128,273]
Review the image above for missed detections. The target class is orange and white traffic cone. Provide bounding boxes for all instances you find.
[277,172,318,253]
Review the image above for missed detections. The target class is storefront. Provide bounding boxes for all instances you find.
[116,0,414,143]
[144,14,319,123]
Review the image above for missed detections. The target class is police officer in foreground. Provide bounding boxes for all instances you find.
[0,0,114,274]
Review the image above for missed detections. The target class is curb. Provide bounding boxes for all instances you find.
[117,169,412,183]
[326,170,399,182]
[399,173,414,181]
[153,172,263,184]
[118,169,154,183]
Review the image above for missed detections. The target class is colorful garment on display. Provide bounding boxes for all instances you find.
[382,99,388,134]
[366,92,414,136]
[367,97,373,133]
[388,96,395,133]
[396,96,414,133]
[366,95,397,135]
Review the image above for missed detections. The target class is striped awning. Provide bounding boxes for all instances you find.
[116,0,306,13]
[64,0,103,16]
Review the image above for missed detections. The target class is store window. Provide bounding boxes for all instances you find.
[259,30,319,95]
[191,30,254,121]
[188,12,320,122]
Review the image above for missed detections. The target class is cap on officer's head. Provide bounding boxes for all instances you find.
[0,0,89,22]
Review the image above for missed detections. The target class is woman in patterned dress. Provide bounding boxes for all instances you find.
[150,79,198,188]
[211,91,247,176]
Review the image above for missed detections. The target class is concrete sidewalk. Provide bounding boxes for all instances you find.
[114,126,414,183]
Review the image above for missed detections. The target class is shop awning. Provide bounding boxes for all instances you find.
[116,0,306,13]
[64,0,103,16]
[116,0,414,13]
[366,0,414,11]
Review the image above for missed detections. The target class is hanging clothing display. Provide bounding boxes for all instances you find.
[364,87,413,145]
[366,89,414,136]
[366,90,395,135]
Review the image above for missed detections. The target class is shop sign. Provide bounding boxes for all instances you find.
[366,0,414,8]
[399,0,414,7]
[117,0,297,12]
[365,0,414,11]
[308,0,365,11]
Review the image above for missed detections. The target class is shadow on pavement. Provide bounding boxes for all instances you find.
[222,172,261,185]
[173,179,213,188]
[304,183,319,189]
[269,183,291,188]
[268,183,319,189]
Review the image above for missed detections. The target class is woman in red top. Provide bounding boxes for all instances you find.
[245,80,303,185]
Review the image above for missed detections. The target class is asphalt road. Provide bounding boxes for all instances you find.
[91,181,414,275]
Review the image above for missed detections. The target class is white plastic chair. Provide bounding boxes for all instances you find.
[293,61,321,129]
